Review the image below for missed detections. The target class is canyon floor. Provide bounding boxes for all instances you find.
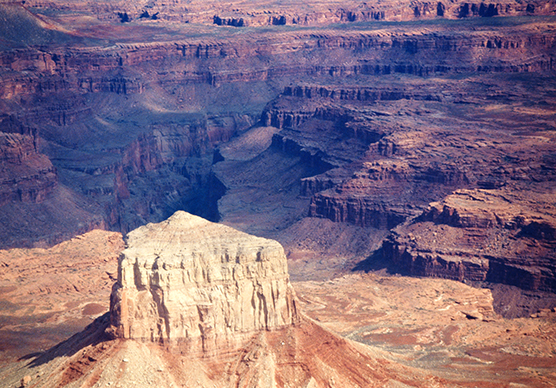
[1,230,555,387]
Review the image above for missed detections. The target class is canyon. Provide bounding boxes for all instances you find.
[0,0,556,385]
[1,1,555,249]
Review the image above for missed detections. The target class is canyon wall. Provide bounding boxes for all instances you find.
[0,212,439,388]
[22,0,556,26]
[0,2,555,300]
[0,116,56,206]
[248,66,556,295]
[381,189,556,292]
[2,2,553,247]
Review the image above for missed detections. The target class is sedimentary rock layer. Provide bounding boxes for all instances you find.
[382,189,556,292]
[109,211,299,352]
[22,0,556,26]
[0,117,56,206]
[1,1,555,246]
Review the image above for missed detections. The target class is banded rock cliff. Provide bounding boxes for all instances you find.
[109,211,299,353]
[0,0,555,308]
[0,115,56,206]
[215,68,556,300]
[1,0,556,247]
[0,114,106,247]
[22,0,556,26]
[381,189,556,293]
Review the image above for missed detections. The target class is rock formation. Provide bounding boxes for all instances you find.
[1,0,555,247]
[0,115,106,247]
[0,116,56,206]
[381,189,556,293]
[0,213,447,388]
[109,211,299,353]
[0,0,555,385]
[0,0,555,337]
[19,0,556,27]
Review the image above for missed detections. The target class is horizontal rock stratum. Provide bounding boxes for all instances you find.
[109,211,299,351]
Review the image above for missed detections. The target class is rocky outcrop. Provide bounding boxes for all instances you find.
[0,1,555,265]
[281,84,442,102]
[0,116,105,248]
[3,16,556,98]
[307,158,470,228]
[109,211,299,352]
[213,16,246,27]
[261,68,556,235]
[306,161,418,228]
[0,117,105,248]
[21,0,556,27]
[0,127,57,206]
[383,189,556,292]
[0,215,447,388]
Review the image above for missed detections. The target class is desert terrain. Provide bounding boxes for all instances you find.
[0,0,555,386]
[1,228,555,386]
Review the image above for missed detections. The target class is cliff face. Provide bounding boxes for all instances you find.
[382,189,556,293]
[2,226,556,387]
[242,67,556,297]
[20,0,556,27]
[0,213,451,388]
[307,159,471,228]
[1,1,555,304]
[4,25,555,97]
[109,211,299,352]
[259,68,556,232]
[0,115,109,247]
[0,124,56,206]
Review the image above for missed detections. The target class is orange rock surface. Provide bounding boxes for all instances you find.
[0,229,123,364]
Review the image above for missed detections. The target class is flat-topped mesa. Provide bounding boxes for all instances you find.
[109,211,299,352]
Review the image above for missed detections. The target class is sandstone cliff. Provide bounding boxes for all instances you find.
[1,229,555,388]
[0,120,56,206]
[257,71,556,234]
[20,0,556,27]
[1,2,556,247]
[0,115,107,247]
[109,211,299,353]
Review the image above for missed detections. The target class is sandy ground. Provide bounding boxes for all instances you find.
[294,273,556,387]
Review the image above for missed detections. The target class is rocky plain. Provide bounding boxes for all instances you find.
[1,0,556,386]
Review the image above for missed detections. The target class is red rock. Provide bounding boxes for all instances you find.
[383,189,556,292]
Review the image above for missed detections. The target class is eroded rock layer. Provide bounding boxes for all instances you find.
[2,228,556,387]
[21,0,556,26]
[109,211,299,352]
[0,116,56,206]
[1,0,555,247]
[381,189,556,293]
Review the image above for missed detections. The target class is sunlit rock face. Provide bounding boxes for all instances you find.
[109,211,299,351]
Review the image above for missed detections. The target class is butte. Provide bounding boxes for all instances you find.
[0,211,443,387]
